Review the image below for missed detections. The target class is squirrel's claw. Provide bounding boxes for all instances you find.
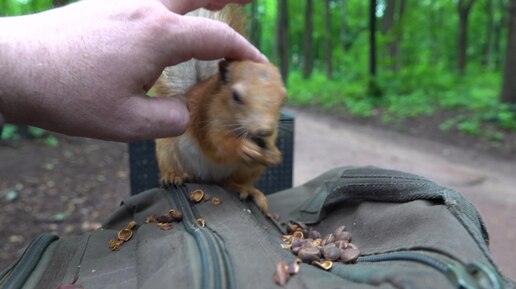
[231,184,269,213]
[160,171,190,188]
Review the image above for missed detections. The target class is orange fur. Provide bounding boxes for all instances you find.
[155,60,285,212]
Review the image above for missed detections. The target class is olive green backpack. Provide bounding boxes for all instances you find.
[1,166,514,289]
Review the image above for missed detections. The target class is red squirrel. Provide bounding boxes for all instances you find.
[152,6,286,212]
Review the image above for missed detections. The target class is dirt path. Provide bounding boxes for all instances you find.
[289,108,516,280]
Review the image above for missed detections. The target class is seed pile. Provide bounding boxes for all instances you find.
[282,222,360,267]
[274,221,361,286]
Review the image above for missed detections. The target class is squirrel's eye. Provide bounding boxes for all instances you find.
[232,91,243,104]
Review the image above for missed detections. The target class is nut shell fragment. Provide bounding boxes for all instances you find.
[145,214,155,224]
[212,198,221,205]
[168,209,183,221]
[190,189,205,203]
[281,235,293,242]
[312,238,322,247]
[109,239,124,251]
[117,228,134,242]
[281,243,292,249]
[286,223,300,234]
[287,259,301,275]
[292,231,304,239]
[312,260,333,271]
[196,217,206,228]
[273,261,289,287]
[125,221,137,230]
[156,222,173,230]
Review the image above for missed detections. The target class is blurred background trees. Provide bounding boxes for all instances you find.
[246,0,515,139]
[1,0,515,141]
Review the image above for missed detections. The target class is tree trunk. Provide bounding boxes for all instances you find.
[483,0,494,70]
[381,0,396,70]
[340,0,347,53]
[493,0,508,70]
[500,0,516,103]
[369,0,377,78]
[249,0,261,50]
[303,0,313,79]
[457,0,475,75]
[395,0,405,71]
[369,0,381,96]
[381,0,395,34]
[276,0,289,81]
[52,0,68,7]
[324,0,333,79]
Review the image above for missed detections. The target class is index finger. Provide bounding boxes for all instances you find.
[164,16,268,65]
[159,0,252,15]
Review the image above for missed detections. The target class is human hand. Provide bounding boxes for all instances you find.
[0,0,266,142]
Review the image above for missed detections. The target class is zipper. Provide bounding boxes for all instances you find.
[0,233,58,289]
[164,186,236,289]
[356,250,505,289]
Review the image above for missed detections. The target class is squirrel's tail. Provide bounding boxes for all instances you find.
[152,5,246,97]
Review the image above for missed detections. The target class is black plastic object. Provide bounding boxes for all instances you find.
[128,111,295,195]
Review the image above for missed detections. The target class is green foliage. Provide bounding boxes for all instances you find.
[287,66,515,139]
[287,70,373,117]
[1,124,19,141]
[259,0,515,141]
[1,124,60,146]
[1,0,53,16]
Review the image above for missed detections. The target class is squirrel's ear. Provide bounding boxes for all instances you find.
[219,60,231,84]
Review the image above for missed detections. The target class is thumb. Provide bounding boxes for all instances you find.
[118,95,189,142]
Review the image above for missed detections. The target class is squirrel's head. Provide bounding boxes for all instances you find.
[211,60,286,145]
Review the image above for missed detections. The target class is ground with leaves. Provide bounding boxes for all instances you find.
[0,136,130,270]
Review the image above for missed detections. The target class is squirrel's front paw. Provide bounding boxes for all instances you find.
[161,171,190,187]
[240,140,264,164]
[237,187,269,213]
[240,140,281,166]
[262,146,282,166]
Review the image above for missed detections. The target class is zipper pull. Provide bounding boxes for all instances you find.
[464,262,504,289]
[445,262,505,289]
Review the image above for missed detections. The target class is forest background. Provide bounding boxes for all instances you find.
[1,0,516,145]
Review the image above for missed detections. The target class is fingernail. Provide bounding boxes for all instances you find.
[257,53,269,63]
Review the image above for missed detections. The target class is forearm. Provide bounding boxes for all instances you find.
[0,13,64,126]
[0,16,34,123]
